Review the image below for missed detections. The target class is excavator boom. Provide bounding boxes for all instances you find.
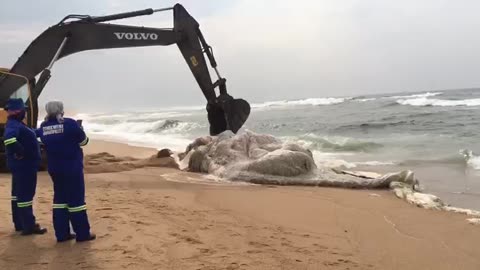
[0,4,250,135]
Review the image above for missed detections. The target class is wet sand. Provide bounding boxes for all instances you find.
[0,140,479,270]
[356,161,480,211]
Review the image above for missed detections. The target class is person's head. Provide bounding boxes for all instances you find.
[5,98,26,120]
[45,100,64,123]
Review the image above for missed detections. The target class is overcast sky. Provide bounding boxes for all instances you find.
[1,0,480,111]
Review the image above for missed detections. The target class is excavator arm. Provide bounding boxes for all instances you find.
[0,4,250,135]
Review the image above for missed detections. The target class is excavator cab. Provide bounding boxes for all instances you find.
[0,69,37,127]
[0,69,40,171]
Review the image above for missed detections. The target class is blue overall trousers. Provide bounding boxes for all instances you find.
[38,117,91,241]
[4,118,41,233]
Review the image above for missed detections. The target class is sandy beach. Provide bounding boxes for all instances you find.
[0,140,479,270]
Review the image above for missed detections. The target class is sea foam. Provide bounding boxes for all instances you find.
[388,92,442,99]
[397,97,480,107]
[461,149,480,170]
[252,97,347,109]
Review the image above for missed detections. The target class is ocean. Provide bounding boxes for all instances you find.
[79,88,480,210]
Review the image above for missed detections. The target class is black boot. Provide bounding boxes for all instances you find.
[57,233,76,243]
[21,224,47,236]
[77,233,96,242]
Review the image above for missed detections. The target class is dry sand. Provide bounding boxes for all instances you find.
[0,140,479,270]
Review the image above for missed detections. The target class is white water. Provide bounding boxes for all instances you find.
[397,97,480,107]
[81,113,203,151]
[356,98,377,102]
[252,97,348,109]
[462,149,480,170]
[388,92,442,99]
[468,156,480,170]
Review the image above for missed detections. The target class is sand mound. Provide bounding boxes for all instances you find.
[84,151,178,174]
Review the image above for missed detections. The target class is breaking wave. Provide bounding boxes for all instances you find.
[336,121,414,131]
[311,150,394,169]
[80,110,205,150]
[285,134,383,153]
[85,119,201,135]
[356,98,377,102]
[397,97,480,107]
[388,92,442,99]
[461,149,480,170]
[77,111,194,124]
[398,150,480,171]
[252,97,348,109]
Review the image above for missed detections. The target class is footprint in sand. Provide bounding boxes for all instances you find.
[295,247,313,255]
[225,262,241,270]
[96,207,113,211]
[324,261,341,266]
[184,236,202,244]
[99,233,111,238]
[134,220,150,225]
[198,248,211,254]
[329,251,353,257]
[248,241,270,248]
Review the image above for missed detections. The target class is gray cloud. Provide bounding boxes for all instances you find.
[2,0,480,112]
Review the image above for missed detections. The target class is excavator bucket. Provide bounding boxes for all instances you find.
[223,98,250,134]
[208,96,250,136]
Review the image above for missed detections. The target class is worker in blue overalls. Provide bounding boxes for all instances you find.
[37,101,95,242]
[4,98,47,235]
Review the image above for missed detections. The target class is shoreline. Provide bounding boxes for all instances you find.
[1,140,479,269]
[83,137,480,216]
[88,135,480,212]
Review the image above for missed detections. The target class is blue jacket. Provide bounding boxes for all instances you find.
[38,117,89,174]
[3,118,41,171]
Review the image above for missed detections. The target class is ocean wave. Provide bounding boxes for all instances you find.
[355,161,395,166]
[398,158,459,167]
[336,121,413,131]
[469,157,480,170]
[406,112,436,118]
[356,98,377,102]
[285,134,383,152]
[78,111,194,124]
[461,149,480,170]
[397,97,480,107]
[388,92,442,99]
[398,150,480,171]
[85,119,202,134]
[83,118,203,151]
[252,97,348,109]
[311,151,357,168]
[311,150,394,169]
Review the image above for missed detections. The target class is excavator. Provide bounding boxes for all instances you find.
[0,4,251,171]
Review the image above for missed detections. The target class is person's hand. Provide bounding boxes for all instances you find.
[14,153,24,160]
[77,119,84,130]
